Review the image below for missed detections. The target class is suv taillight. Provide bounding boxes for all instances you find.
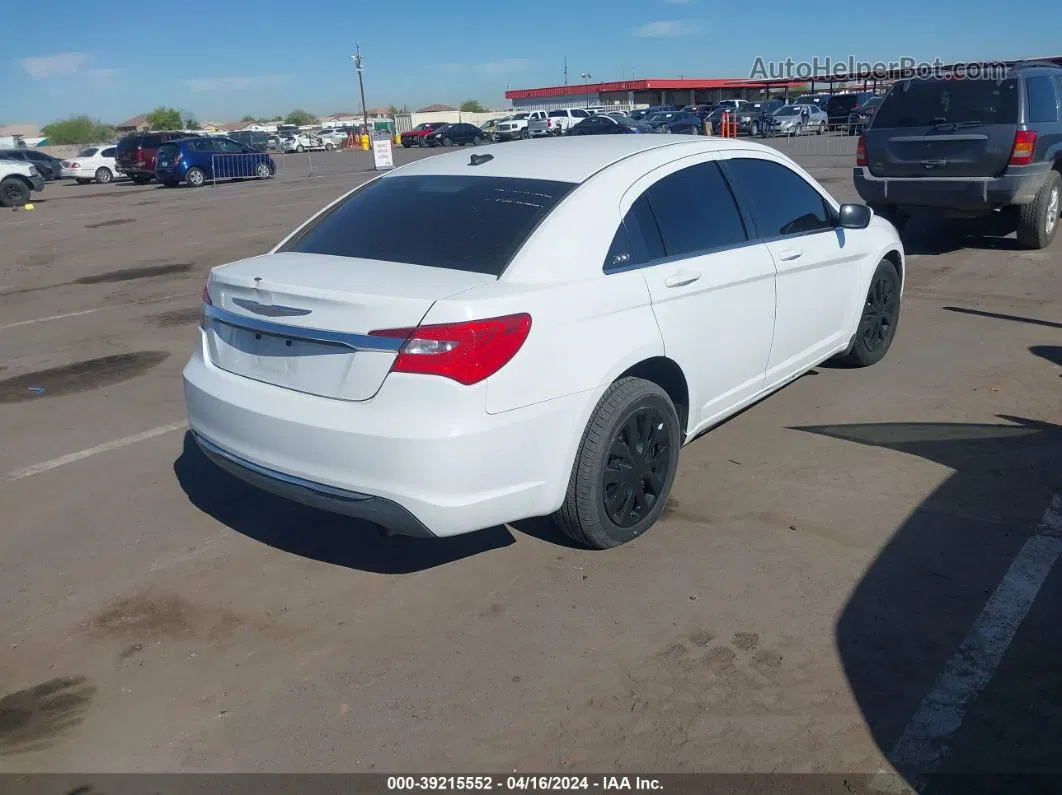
[1009,130,1037,166]
[369,314,532,386]
[856,135,868,167]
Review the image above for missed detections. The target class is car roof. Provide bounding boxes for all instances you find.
[383,136,772,184]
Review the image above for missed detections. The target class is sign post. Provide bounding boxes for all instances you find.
[371,132,394,171]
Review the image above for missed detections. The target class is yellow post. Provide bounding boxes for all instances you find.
[394,130,401,145]
[361,134,370,151]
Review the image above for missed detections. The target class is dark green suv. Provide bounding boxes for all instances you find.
[854,61,1062,249]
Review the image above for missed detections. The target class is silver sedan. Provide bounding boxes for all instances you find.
[762,104,828,136]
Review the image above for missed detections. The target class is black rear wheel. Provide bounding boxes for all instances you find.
[552,378,681,549]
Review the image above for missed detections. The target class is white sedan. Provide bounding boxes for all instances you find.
[184,136,904,548]
[61,145,119,184]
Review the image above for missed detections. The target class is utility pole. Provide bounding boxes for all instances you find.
[564,56,568,86]
[351,43,369,137]
[580,72,591,108]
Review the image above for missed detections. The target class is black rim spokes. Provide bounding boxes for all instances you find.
[604,408,671,527]
[861,273,896,351]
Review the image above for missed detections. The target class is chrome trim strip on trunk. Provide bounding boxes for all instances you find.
[203,303,404,352]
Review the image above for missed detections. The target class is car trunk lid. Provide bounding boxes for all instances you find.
[204,252,496,401]
[865,77,1019,178]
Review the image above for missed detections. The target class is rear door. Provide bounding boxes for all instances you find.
[627,156,777,429]
[866,77,1020,177]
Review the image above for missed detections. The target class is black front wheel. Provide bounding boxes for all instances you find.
[840,259,902,367]
[0,177,30,207]
[552,377,681,549]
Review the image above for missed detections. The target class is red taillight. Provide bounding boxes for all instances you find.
[1009,130,1037,166]
[547,119,552,127]
[70,162,80,169]
[369,314,532,386]
[856,135,868,167]
[200,282,212,329]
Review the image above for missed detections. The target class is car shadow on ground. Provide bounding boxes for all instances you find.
[794,344,1062,792]
[901,213,1024,256]
[172,432,515,574]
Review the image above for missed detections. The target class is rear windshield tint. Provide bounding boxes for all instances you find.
[281,175,577,276]
[157,143,180,158]
[874,78,1018,127]
[117,137,140,152]
[140,135,162,148]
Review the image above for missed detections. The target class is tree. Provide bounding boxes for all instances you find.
[40,115,115,145]
[284,109,318,126]
[387,105,400,118]
[460,99,485,113]
[146,106,182,130]
[184,116,202,130]
[241,115,256,122]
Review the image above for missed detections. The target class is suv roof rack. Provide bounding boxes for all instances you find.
[1010,59,1062,70]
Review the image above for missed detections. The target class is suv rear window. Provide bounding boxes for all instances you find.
[157,143,180,158]
[140,135,162,148]
[117,136,141,153]
[874,78,1019,127]
[281,175,577,276]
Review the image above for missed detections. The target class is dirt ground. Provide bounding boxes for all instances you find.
[1,143,1060,786]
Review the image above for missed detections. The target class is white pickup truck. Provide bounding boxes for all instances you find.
[493,111,547,141]
[0,158,46,207]
[528,108,593,137]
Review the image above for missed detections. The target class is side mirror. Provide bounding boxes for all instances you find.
[837,203,872,229]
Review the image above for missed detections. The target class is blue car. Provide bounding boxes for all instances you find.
[155,136,276,188]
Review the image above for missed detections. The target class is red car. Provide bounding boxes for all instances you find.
[399,123,448,148]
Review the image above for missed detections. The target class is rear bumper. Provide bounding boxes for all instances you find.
[853,165,1052,212]
[182,342,599,538]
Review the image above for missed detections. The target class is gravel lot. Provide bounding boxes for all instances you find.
[1,142,1060,785]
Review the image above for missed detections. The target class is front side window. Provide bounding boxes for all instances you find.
[282,175,576,276]
[726,158,833,238]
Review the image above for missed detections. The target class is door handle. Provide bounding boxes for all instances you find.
[777,248,803,261]
[665,270,701,288]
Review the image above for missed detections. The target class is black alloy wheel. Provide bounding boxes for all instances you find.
[860,268,898,354]
[603,406,673,528]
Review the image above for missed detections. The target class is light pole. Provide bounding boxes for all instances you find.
[580,72,591,108]
[351,43,369,139]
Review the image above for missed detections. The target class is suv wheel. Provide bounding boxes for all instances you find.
[0,177,30,207]
[552,377,681,549]
[1016,171,1061,250]
[130,174,152,185]
[255,162,272,179]
[185,167,206,188]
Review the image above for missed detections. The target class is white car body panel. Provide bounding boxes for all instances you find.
[184,136,904,537]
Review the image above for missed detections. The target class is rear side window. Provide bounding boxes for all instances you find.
[102,147,116,157]
[282,175,576,276]
[874,78,1019,127]
[644,162,747,257]
[726,158,833,238]
[549,110,567,117]
[1026,76,1060,123]
[604,195,666,270]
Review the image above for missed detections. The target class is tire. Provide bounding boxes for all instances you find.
[520,130,528,140]
[185,167,206,188]
[325,143,334,151]
[296,145,305,153]
[162,179,179,188]
[841,259,901,367]
[402,142,410,148]
[0,177,30,207]
[817,122,826,135]
[418,137,428,148]
[750,122,759,136]
[473,136,483,146]
[75,178,91,185]
[95,167,112,184]
[255,162,271,179]
[552,377,681,549]
[442,137,453,147]
[1016,170,1060,250]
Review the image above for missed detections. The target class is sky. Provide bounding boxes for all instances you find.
[3,0,1057,126]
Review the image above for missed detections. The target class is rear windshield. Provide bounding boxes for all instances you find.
[157,143,180,158]
[282,175,577,276]
[874,78,1019,127]
[140,134,162,148]
[78,147,99,157]
[117,137,140,152]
